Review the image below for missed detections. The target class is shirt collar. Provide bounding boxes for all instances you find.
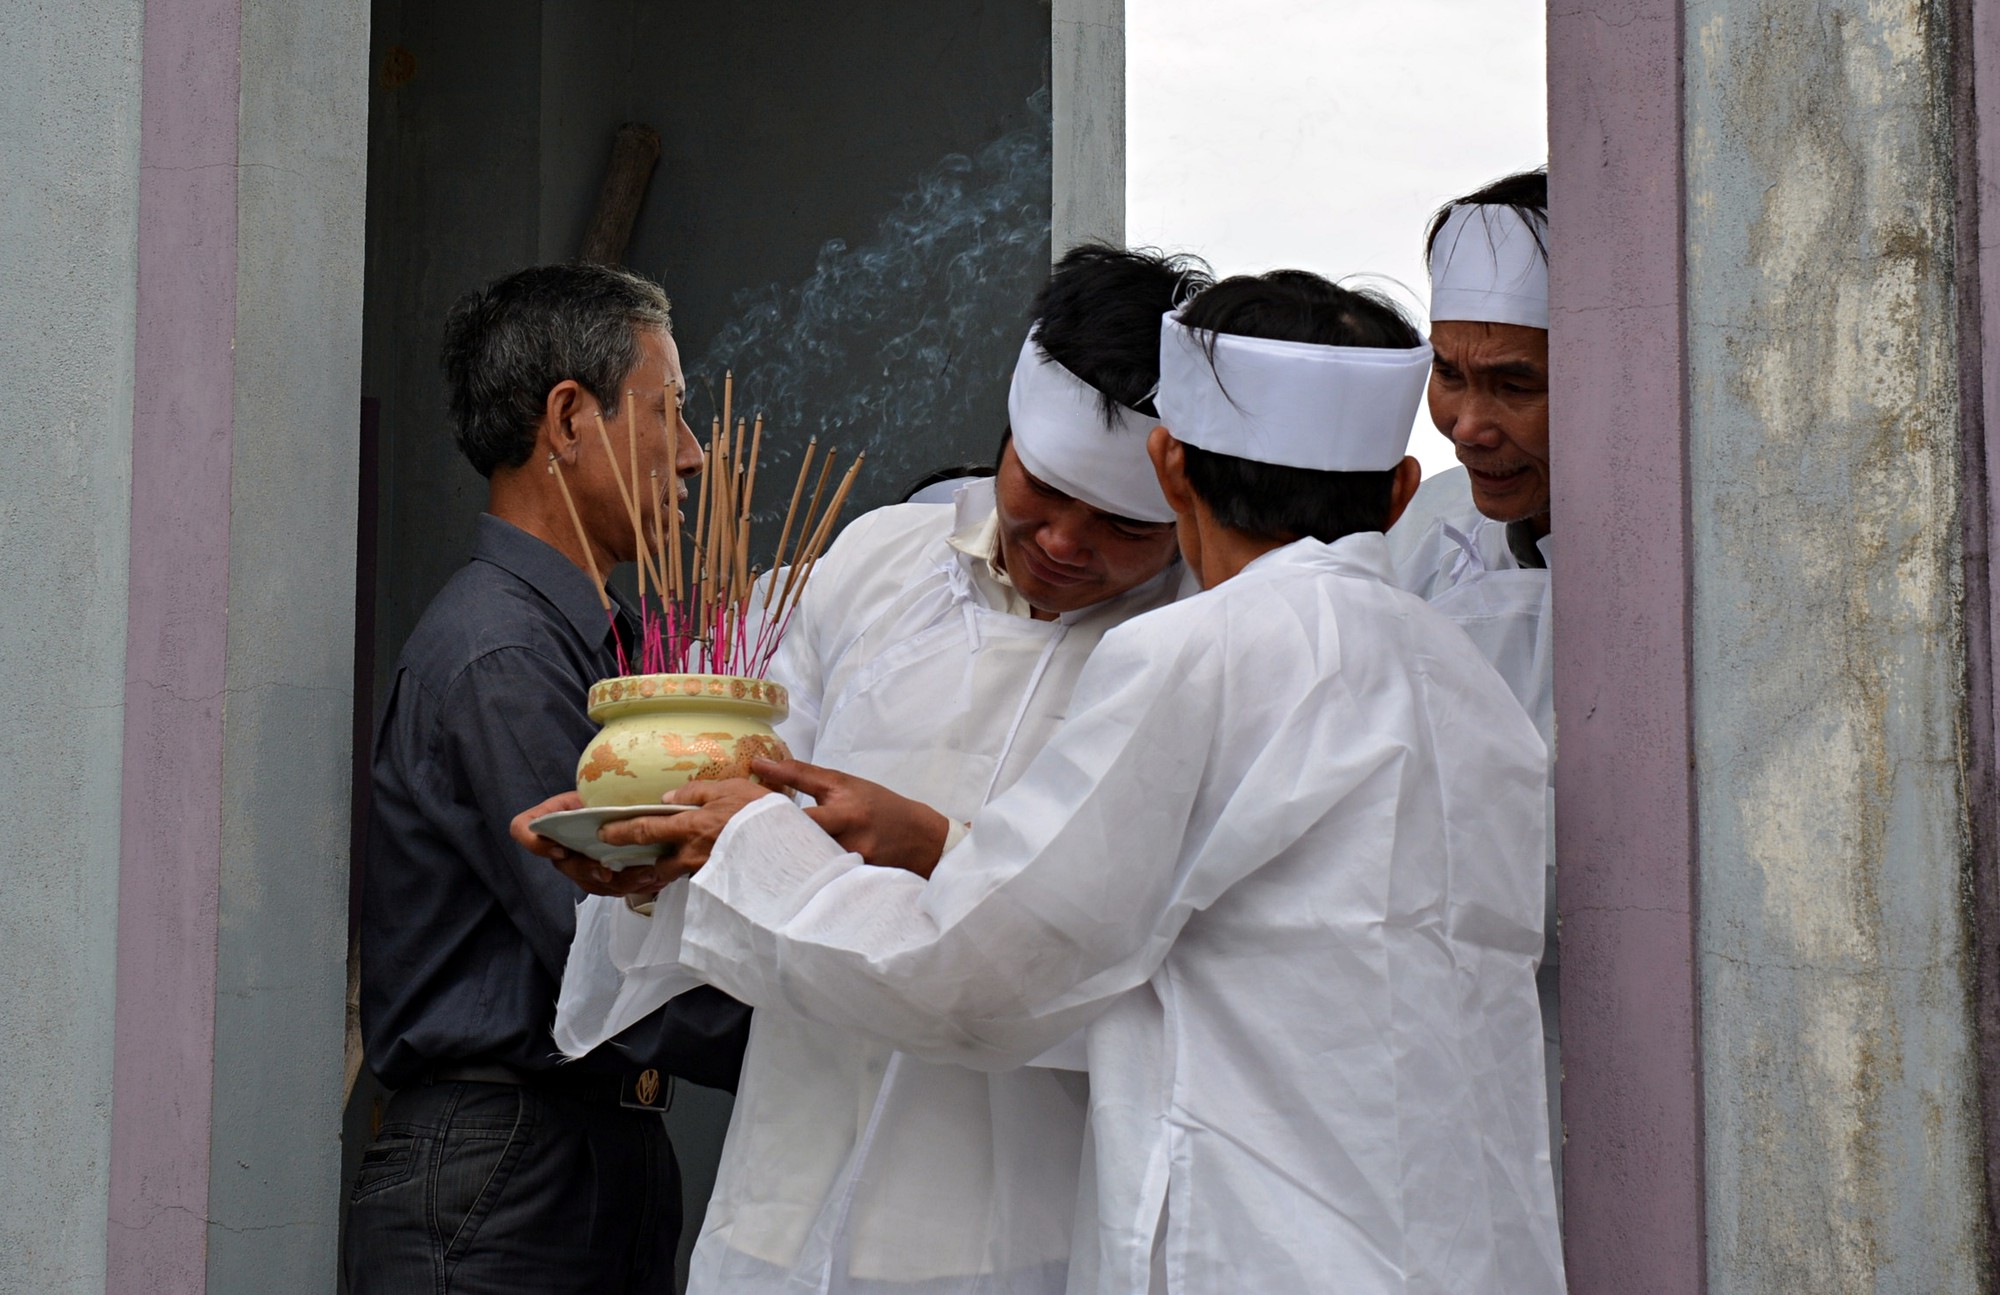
[943,480,1035,617]
[1242,530,1399,586]
[471,513,624,647]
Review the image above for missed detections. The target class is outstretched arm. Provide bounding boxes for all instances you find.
[678,627,1227,1070]
[755,757,955,878]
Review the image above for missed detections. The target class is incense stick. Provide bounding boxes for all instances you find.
[548,453,610,611]
[771,453,863,632]
[581,367,863,680]
[691,416,715,627]
[764,437,817,612]
[669,468,684,603]
[623,396,647,607]
[659,375,679,602]
[728,369,744,459]
[773,449,840,617]
[593,411,668,598]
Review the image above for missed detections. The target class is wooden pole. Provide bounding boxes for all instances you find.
[579,123,662,266]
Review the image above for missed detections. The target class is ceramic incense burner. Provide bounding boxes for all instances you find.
[574,673,791,808]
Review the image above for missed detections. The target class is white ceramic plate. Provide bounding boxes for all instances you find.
[529,803,696,868]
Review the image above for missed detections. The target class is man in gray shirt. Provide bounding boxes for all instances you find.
[349,264,748,1294]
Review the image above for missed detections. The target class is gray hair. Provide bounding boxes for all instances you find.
[440,263,673,477]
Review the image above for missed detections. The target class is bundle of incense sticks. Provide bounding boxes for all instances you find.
[552,370,864,679]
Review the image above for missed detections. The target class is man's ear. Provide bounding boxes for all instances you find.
[1147,425,1197,517]
[540,379,589,465]
[1382,455,1423,531]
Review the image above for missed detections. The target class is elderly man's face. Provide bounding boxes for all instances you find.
[575,328,705,564]
[1426,320,1551,534]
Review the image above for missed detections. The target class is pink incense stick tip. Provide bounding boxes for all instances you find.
[608,607,630,676]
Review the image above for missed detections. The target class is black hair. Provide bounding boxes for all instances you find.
[1028,243,1214,421]
[1423,168,1548,267]
[1174,271,1422,544]
[440,263,673,478]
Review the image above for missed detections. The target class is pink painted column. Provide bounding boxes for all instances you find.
[1547,1,1706,1291]
[1963,0,2000,1268]
[105,0,240,1289]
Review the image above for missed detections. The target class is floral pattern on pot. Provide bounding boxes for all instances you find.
[575,674,792,808]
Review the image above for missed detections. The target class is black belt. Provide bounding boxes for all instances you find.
[425,1061,674,1112]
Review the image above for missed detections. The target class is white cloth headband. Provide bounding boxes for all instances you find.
[1154,313,1430,473]
[1006,332,1175,523]
[1427,203,1549,330]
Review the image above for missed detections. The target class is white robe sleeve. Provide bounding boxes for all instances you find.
[681,616,1231,1070]
[552,886,706,1057]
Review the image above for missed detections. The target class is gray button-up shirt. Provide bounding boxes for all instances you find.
[359,514,748,1091]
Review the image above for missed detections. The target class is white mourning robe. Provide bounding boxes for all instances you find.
[556,479,1189,1294]
[678,534,1566,1295]
[1384,467,1551,742]
[1384,466,1561,1182]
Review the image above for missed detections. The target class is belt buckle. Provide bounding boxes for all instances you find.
[619,1067,673,1112]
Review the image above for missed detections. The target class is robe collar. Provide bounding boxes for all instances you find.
[1443,511,1554,583]
[1240,530,1400,588]
[943,478,1035,618]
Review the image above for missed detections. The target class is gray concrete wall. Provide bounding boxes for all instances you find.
[1684,0,1988,1288]
[206,2,371,1291]
[362,0,546,706]
[536,0,1053,543]
[1053,0,1124,253]
[364,0,1054,696]
[0,3,142,1291]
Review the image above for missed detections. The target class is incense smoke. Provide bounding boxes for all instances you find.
[690,90,1053,539]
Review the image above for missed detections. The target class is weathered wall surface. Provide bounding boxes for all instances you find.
[361,0,545,706]
[206,2,371,1291]
[363,0,1055,702]
[1684,0,1987,1288]
[1054,0,1124,252]
[0,3,142,1291]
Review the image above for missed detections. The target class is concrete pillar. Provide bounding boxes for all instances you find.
[1554,0,1995,1287]
[1547,0,1706,1288]
[204,2,369,1290]
[1555,0,1994,1287]
[0,4,143,1291]
[0,0,371,1290]
[105,0,243,1282]
[1964,0,2000,1260]
[1682,0,1987,1288]
[1052,0,1125,253]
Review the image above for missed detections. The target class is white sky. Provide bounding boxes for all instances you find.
[1127,0,1547,478]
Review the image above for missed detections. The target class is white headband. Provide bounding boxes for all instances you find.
[1427,204,1549,330]
[1155,313,1430,472]
[1006,332,1175,523]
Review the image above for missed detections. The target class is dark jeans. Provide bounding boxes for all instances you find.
[344,1079,681,1295]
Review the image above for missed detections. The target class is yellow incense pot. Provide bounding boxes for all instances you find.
[574,673,791,808]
